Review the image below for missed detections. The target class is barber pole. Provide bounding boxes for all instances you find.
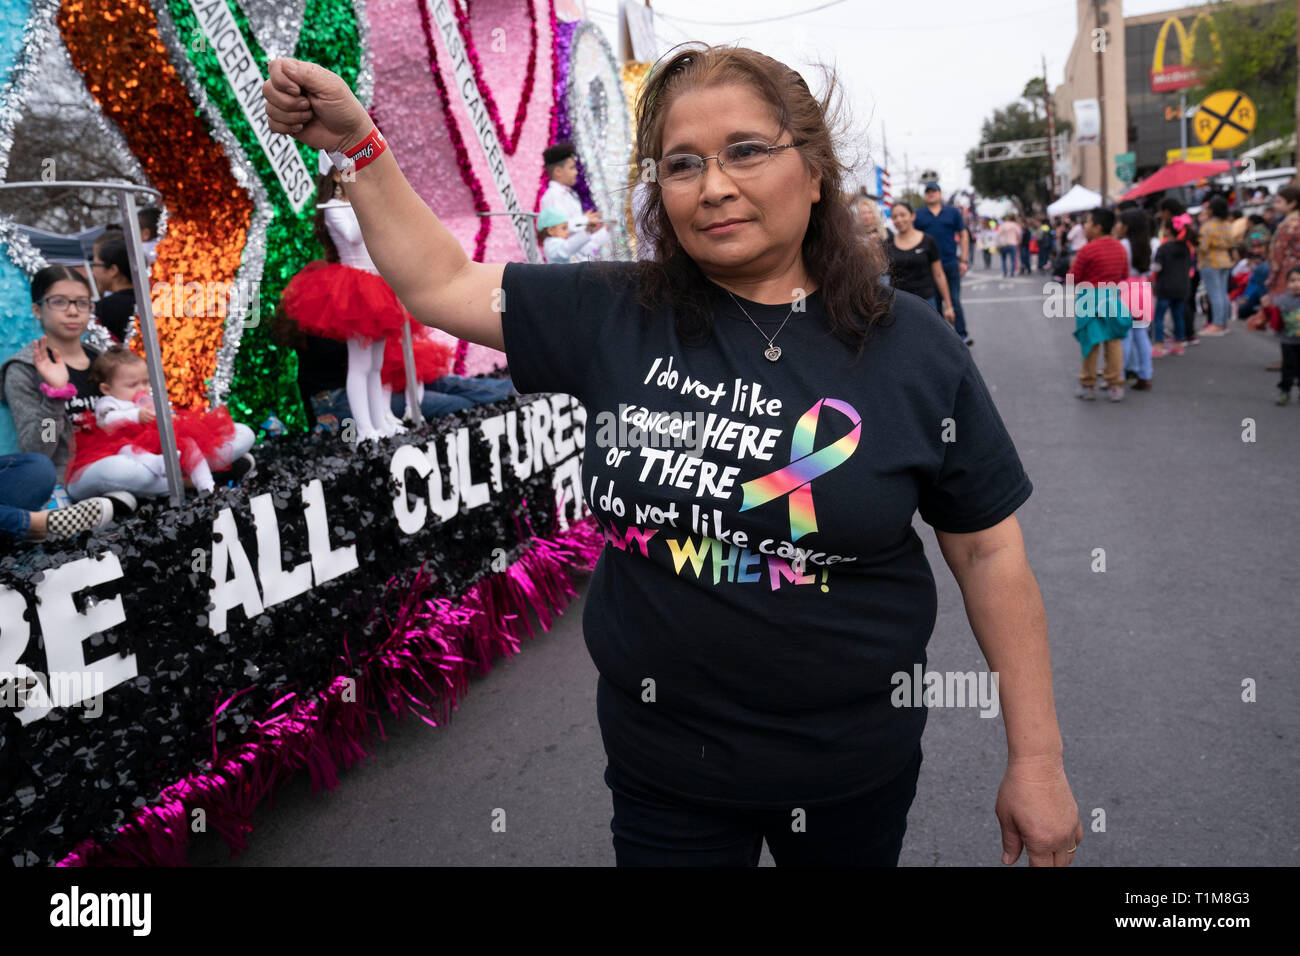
[877,167,891,215]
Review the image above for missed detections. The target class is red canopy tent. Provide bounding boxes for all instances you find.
[1120,160,1233,201]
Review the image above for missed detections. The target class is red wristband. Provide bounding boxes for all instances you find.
[330,127,387,175]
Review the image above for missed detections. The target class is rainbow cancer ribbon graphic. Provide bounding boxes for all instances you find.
[739,398,861,542]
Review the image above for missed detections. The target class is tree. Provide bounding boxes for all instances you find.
[0,45,147,234]
[966,97,1072,213]
[1022,77,1048,121]
[1189,0,1296,152]
[897,189,925,209]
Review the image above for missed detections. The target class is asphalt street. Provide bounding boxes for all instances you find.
[193,265,1299,867]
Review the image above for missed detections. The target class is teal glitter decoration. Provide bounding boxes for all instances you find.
[0,242,39,453]
[164,0,361,433]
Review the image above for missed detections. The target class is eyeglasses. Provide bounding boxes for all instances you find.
[39,295,93,312]
[656,141,798,189]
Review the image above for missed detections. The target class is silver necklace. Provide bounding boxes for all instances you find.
[726,289,796,362]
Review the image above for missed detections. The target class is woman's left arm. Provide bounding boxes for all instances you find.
[931,261,954,320]
[935,513,1083,867]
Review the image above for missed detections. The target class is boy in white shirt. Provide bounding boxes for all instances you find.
[539,143,609,258]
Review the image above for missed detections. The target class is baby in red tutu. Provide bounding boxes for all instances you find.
[66,347,256,499]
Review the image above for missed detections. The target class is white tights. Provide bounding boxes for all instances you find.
[345,338,405,441]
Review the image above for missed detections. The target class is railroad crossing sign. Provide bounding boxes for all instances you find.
[1194,90,1256,150]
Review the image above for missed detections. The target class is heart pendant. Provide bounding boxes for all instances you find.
[764,346,782,362]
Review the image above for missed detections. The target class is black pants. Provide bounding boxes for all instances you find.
[605,744,922,866]
[1185,270,1201,334]
[1281,343,1300,391]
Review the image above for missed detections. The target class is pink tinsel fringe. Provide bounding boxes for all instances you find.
[56,517,603,867]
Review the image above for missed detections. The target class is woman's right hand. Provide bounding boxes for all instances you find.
[33,336,68,389]
[263,58,372,154]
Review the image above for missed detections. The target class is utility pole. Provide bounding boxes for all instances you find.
[1043,52,1057,203]
[1092,0,1109,200]
[880,122,889,209]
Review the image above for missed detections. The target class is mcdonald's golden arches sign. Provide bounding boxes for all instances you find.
[1150,12,1223,94]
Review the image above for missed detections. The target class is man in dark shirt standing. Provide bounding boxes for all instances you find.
[914,182,972,345]
[91,233,136,342]
[1067,207,1131,401]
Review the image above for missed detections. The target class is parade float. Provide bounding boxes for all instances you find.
[0,0,645,865]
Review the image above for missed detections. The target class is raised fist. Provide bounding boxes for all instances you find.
[263,58,372,154]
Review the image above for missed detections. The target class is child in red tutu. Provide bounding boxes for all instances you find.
[280,159,417,443]
[66,347,256,499]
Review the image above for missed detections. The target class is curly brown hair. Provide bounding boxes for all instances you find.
[632,44,891,355]
[89,345,145,393]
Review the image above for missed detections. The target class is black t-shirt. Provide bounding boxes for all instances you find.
[886,232,940,299]
[94,288,136,342]
[63,347,100,419]
[1153,240,1192,300]
[501,261,1031,808]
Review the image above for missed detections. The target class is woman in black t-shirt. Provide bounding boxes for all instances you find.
[266,46,1081,868]
[885,201,955,323]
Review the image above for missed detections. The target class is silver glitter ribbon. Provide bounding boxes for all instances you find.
[238,0,307,61]
[239,0,372,105]
[566,22,632,260]
[149,0,272,409]
[0,216,44,277]
[352,0,373,108]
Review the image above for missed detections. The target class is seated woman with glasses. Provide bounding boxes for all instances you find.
[264,44,1080,868]
[2,266,139,509]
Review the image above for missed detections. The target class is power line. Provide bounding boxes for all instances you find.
[586,5,692,51]
[657,0,847,28]
[797,0,1075,33]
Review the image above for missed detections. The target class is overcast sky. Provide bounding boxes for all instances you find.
[585,0,1189,194]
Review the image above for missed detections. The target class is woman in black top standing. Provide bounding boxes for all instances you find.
[886,202,955,323]
[265,44,1081,868]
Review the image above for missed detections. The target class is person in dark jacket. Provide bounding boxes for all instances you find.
[91,233,136,342]
[1150,220,1193,356]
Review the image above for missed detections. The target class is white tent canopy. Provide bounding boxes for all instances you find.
[1047,184,1103,217]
